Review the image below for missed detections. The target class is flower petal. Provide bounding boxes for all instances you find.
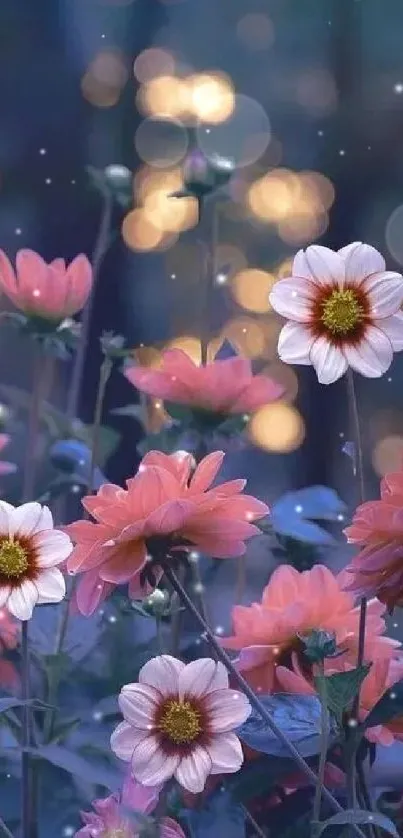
[190,452,225,493]
[304,245,345,288]
[269,277,317,322]
[7,580,38,620]
[174,747,211,793]
[131,736,180,786]
[0,585,11,607]
[205,732,244,774]
[179,659,229,700]
[9,503,44,538]
[35,568,66,604]
[373,312,403,351]
[343,326,393,378]
[204,689,251,732]
[277,322,315,365]
[119,683,160,728]
[111,721,145,762]
[363,272,403,318]
[139,655,184,696]
[293,249,315,280]
[342,243,386,283]
[0,502,14,534]
[33,530,73,567]
[309,337,348,384]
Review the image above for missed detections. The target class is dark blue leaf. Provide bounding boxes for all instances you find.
[182,790,245,838]
[33,745,120,791]
[49,439,106,489]
[315,809,398,837]
[237,693,337,758]
[271,486,347,545]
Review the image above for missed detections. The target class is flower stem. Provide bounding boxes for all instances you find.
[21,346,49,503]
[163,563,366,838]
[21,621,32,838]
[240,804,267,838]
[199,198,219,366]
[311,663,329,835]
[0,820,14,838]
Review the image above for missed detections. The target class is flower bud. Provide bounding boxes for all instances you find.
[180,149,234,198]
[142,588,170,618]
[104,164,132,190]
[299,629,338,663]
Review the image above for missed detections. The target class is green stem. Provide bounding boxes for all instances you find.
[0,818,15,838]
[312,663,329,835]
[21,621,32,838]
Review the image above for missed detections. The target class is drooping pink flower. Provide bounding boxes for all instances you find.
[111,655,251,794]
[220,564,399,693]
[269,242,403,384]
[125,349,283,414]
[0,501,72,620]
[75,774,185,838]
[344,466,403,611]
[0,435,16,478]
[65,450,268,616]
[0,249,92,323]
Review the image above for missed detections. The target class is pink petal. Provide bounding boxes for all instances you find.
[121,772,162,815]
[179,659,228,700]
[304,245,345,288]
[343,326,393,378]
[342,243,386,283]
[310,337,348,384]
[98,541,146,584]
[277,322,315,365]
[174,747,211,793]
[269,277,317,322]
[75,571,113,616]
[160,818,186,838]
[374,312,403,351]
[0,251,18,296]
[111,721,144,761]
[190,452,225,493]
[132,736,180,786]
[204,689,251,731]
[139,654,184,695]
[363,272,403,318]
[65,254,92,315]
[144,500,195,536]
[205,732,244,774]
[119,683,160,727]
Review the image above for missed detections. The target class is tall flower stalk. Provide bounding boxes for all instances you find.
[311,662,329,836]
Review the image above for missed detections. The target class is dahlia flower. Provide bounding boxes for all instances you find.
[0,501,72,620]
[276,655,403,747]
[0,249,92,323]
[125,348,283,414]
[75,774,185,838]
[66,450,268,616]
[220,564,399,693]
[269,242,403,384]
[344,467,403,611]
[111,655,251,793]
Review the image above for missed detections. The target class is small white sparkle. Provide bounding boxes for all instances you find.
[101,33,106,39]
[295,504,303,514]
[388,377,392,382]
[33,289,41,297]
[71,484,81,494]
[93,711,103,721]
[245,511,254,520]
[368,146,371,150]
[242,327,247,333]
[45,178,52,184]
[205,129,211,134]
[390,691,397,699]
[339,432,345,438]
[39,148,47,156]
[393,622,399,628]
[291,290,298,298]
[215,272,228,285]
[193,582,204,594]
[108,615,117,623]
[215,626,224,635]
[394,83,403,94]
[339,149,346,156]
[337,514,344,522]
[15,228,22,235]
[63,828,74,837]
[170,273,176,279]
[155,400,162,409]
[71,179,76,185]
[318,130,324,136]
[348,718,358,727]
[189,551,200,563]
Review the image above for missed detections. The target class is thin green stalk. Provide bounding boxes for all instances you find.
[21,621,31,838]
[312,663,329,836]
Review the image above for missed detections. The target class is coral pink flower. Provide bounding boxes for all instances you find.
[111,655,251,794]
[66,450,268,616]
[75,774,185,838]
[276,655,403,747]
[220,565,399,693]
[0,435,16,477]
[344,466,403,611]
[0,502,72,620]
[125,349,283,414]
[0,249,92,323]
[269,242,403,384]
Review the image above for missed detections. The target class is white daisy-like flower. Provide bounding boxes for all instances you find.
[111,655,251,794]
[0,501,72,620]
[269,242,403,384]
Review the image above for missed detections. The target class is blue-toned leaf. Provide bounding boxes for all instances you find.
[183,789,245,838]
[0,698,26,713]
[314,665,371,725]
[271,486,347,545]
[33,745,120,791]
[49,439,106,489]
[362,678,403,730]
[315,809,398,837]
[237,694,337,758]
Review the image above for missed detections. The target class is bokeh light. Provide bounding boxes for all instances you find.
[132,168,198,235]
[81,50,129,108]
[236,13,274,51]
[197,94,271,168]
[249,402,305,452]
[188,73,235,124]
[134,118,189,168]
[261,361,299,402]
[372,435,403,476]
[221,317,267,358]
[121,210,163,251]
[137,76,191,119]
[386,204,403,266]
[133,49,175,83]
[215,243,248,278]
[163,336,222,364]
[277,210,328,245]
[230,269,276,313]
[295,69,338,115]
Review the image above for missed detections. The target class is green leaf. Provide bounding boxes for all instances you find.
[362,677,403,730]
[164,402,194,424]
[314,665,371,725]
[32,745,120,791]
[49,717,82,744]
[0,697,26,713]
[315,809,398,837]
[110,404,146,422]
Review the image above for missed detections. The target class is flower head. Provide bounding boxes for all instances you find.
[125,349,283,415]
[0,501,72,620]
[269,242,403,384]
[65,450,268,616]
[0,249,92,324]
[220,564,399,692]
[344,466,403,611]
[111,655,251,793]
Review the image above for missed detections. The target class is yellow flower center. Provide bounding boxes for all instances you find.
[320,289,365,335]
[158,699,202,745]
[0,540,28,578]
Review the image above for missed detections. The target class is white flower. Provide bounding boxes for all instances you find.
[269,242,403,384]
[0,501,72,620]
[111,654,251,794]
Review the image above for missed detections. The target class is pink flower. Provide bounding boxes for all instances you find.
[344,466,403,611]
[0,501,72,620]
[125,349,283,414]
[111,655,251,793]
[75,774,185,838]
[269,242,403,384]
[220,564,399,693]
[0,249,92,323]
[65,450,268,616]
[0,435,16,477]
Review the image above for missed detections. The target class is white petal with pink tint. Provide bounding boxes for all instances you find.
[304,245,345,288]
[363,272,403,318]
[338,242,362,261]
[131,736,180,786]
[310,337,348,384]
[139,654,185,695]
[278,322,315,365]
[343,243,386,283]
[34,530,73,567]
[0,501,13,533]
[374,312,403,350]
[119,683,159,728]
[206,732,244,774]
[7,580,38,620]
[204,689,251,732]
[9,503,43,537]
[343,326,393,377]
[179,659,229,700]
[0,585,11,607]
[35,567,66,604]
[110,721,142,761]
[293,249,314,280]
[269,277,316,322]
[174,746,212,793]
